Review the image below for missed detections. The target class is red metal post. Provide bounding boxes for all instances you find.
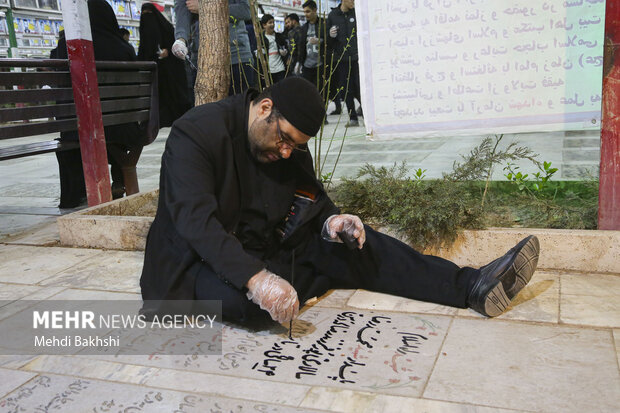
[61,0,112,206]
[600,1,620,229]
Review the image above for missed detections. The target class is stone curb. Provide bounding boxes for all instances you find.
[424,227,620,274]
[58,190,619,274]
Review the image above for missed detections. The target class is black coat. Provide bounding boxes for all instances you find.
[138,5,191,126]
[140,91,339,302]
[298,18,327,67]
[326,6,358,62]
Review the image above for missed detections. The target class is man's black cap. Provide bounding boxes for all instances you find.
[270,77,326,137]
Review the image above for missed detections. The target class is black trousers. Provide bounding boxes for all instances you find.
[195,226,479,322]
[336,58,361,121]
[302,66,321,91]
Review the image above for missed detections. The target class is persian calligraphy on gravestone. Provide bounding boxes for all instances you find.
[247,309,448,395]
[127,308,450,398]
[358,0,605,138]
[0,374,308,413]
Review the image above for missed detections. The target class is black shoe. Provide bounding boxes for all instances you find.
[467,235,540,317]
[323,118,329,125]
[345,119,359,127]
[356,107,363,117]
[330,108,342,115]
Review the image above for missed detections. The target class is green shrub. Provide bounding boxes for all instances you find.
[333,163,484,251]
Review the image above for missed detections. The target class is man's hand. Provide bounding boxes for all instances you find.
[246,269,299,323]
[186,0,199,14]
[329,25,338,38]
[157,48,169,59]
[172,39,188,59]
[322,214,366,249]
[309,36,319,45]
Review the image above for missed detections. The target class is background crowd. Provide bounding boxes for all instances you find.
[169,0,362,127]
[48,0,362,207]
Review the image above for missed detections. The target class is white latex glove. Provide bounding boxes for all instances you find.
[246,269,299,323]
[279,47,288,57]
[294,62,302,75]
[309,36,319,45]
[321,214,366,249]
[172,39,188,59]
[329,26,338,38]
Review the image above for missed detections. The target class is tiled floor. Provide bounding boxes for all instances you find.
[0,237,618,412]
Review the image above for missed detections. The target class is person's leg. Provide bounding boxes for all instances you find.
[229,63,243,96]
[301,66,319,90]
[110,159,124,199]
[242,59,256,91]
[271,70,286,84]
[56,148,86,208]
[328,69,343,115]
[301,226,539,316]
[296,227,477,308]
[186,35,198,106]
[338,59,357,122]
[194,261,266,322]
[351,60,362,116]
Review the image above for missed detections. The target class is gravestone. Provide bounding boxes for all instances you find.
[93,308,451,397]
[0,374,311,412]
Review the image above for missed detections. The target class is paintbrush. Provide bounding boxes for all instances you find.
[289,250,295,340]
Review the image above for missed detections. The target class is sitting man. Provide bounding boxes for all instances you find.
[140,77,540,323]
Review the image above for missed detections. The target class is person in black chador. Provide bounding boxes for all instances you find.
[138,2,191,127]
[140,77,540,324]
[54,0,144,207]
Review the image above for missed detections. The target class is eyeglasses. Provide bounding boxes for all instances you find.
[275,118,308,153]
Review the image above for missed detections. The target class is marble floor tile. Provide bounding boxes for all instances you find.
[0,245,102,285]
[424,318,620,412]
[0,287,66,322]
[560,273,620,328]
[21,355,159,385]
[348,290,458,316]
[0,368,36,398]
[0,373,313,413]
[0,353,38,369]
[0,182,60,198]
[312,289,356,309]
[0,197,59,208]
[456,271,560,323]
[0,283,46,302]
[49,288,140,300]
[39,250,144,293]
[1,221,60,247]
[301,387,524,413]
[144,369,312,406]
[96,308,452,399]
[0,215,57,240]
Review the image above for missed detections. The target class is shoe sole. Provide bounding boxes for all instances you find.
[483,236,540,317]
[507,235,540,297]
[483,282,512,317]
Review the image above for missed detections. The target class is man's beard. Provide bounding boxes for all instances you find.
[248,118,281,163]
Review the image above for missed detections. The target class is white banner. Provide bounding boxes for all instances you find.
[357,0,606,139]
